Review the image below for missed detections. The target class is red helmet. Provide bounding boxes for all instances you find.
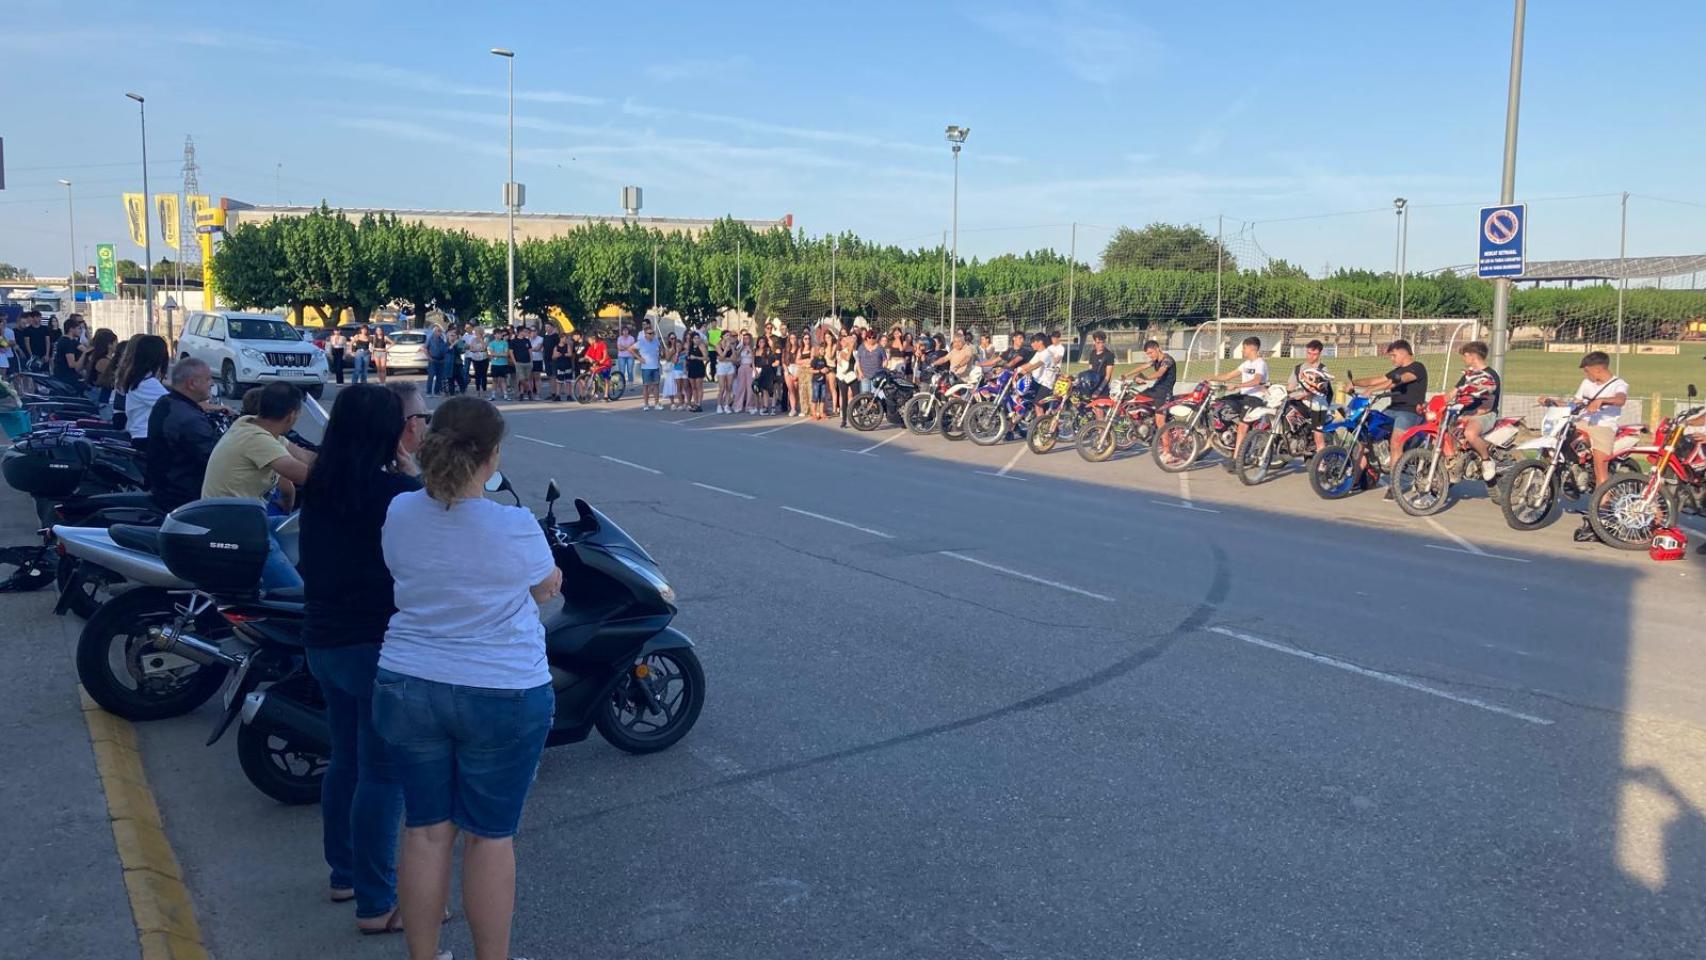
[1650,527,1687,562]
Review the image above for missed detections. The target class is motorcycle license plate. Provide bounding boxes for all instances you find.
[220,653,254,710]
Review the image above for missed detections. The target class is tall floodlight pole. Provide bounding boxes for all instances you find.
[1614,190,1629,375]
[1489,0,1526,375]
[1214,214,1225,374]
[126,93,154,333]
[1393,198,1409,321]
[735,238,742,327]
[1067,222,1077,355]
[492,48,517,329]
[830,236,837,323]
[58,179,78,305]
[945,125,969,341]
[652,243,659,316]
[939,230,947,330]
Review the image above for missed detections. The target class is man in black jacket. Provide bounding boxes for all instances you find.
[146,357,220,512]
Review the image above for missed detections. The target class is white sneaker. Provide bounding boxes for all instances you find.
[749,409,758,415]
[1481,460,1497,482]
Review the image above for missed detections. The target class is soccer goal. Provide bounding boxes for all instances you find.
[1177,317,1481,393]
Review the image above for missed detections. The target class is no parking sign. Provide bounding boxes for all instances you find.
[1477,203,1526,278]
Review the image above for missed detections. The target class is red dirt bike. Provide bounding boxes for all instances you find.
[1388,393,1525,516]
[1075,377,1163,462]
[1587,384,1705,549]
[1150,381,1241,473]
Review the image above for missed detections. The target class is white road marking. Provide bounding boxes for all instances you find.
[995,446,1027,477]
[1424,544,1531,564]
[975,470,1030,481]
[1178,471,1193,505]
[1207,626,1553,726]
[1150,499,1221,513]
[751,417,808,437]
[599,454,662,475]
[513,434,565,448]
[780,506,895,539]
[1424,517,1486,556]
[847,430,906,456]
[691,482,756,500]
[938,551,1116,602]
[669,411,719,424]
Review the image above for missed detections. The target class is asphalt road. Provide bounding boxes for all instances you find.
[9,388,1705,960]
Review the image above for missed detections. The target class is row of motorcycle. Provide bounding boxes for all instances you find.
[841,362,1705,547]
[1,377,704,804]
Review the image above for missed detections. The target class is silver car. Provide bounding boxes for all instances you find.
[383,330,431,374]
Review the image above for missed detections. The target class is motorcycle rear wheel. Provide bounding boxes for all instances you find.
[236,681,328,806]
[1391,448,1451,517]
[1499,460,1561,531]
[965,402,1009,446]
[848,395,885,432]
[1152,425,1202,473]
[76,588,228,721]
[595,647,706,754]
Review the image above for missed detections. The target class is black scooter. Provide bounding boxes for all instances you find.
[148,476,705,804]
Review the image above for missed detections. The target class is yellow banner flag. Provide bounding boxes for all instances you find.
[185,194,212,228]
[155,194,181,250]
[123,193,147,247]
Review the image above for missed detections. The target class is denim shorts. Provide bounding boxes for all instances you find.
[641,367,661,384]
[372,669,554,839]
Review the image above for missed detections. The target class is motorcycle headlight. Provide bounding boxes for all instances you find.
[615,552,675,605]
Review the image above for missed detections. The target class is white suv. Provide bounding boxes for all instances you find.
[178,310,328,399]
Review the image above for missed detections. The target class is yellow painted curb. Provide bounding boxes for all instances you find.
[78,685,211,960]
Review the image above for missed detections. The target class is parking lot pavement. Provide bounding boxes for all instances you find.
[0,494,140,960]
[11,393,1706,959]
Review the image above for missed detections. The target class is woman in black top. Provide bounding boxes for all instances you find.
[684,331,708,412]
[298,384,420,933]
[52,315,88,385]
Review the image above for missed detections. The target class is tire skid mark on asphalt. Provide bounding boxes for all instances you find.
[547,547,1232,829]
[1207,625,1553,726]
[687,746,808,824]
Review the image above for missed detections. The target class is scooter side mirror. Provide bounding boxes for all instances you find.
[1689,383,1698,399]
[546,480,560,503]
[483,471,509,494]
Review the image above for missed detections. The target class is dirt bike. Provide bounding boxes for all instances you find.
[848,369,917,432]
[1389,395,1525,517]
[1306,388,1397,499]
[1151,381,1239,473]
[1587,385,1704,549]
[939,370,1004,442]
[1499,402,1644,531]
[903,366,980,435]
[964,369,1037,446]
[1075,378,1161,463]
[1234,383,1331,486]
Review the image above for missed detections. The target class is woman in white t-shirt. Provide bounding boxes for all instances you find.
[374,396,560,960]
[116,334,171,445]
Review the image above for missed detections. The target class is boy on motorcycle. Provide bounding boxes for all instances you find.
[1207,336,1269,464]
[1538,350,1628,490]
[1124,340,1179,436]
[1286,339,1332,453]
[1452,340,1503,481]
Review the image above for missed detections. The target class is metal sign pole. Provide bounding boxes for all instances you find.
[1489,0,1526,376]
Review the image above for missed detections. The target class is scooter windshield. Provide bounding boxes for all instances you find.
[574,499,656,567]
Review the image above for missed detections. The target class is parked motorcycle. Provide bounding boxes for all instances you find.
[964,369,1036,446]
[848,369,917,432]
[939,369,1004,442]
[1498,403,1644,530]
[1388,395,1525,516]
[1587,385,1704,549]
[902,367,980,435]
[1150,381,1239,473]
[1306,387,1397,499]
[1028,372,1102,455]
[1075,378,1160,462]
[0,432,153,600]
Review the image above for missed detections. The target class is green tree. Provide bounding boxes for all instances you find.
[1101,223,1236,273]
[0,262,31,280]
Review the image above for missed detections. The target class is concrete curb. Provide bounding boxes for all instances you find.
[78,686,210,960]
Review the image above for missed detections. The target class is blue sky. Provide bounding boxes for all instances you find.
[6,0,1705,282]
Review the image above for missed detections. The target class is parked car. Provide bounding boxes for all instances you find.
[382,330,431,374]
[177,310,328,399]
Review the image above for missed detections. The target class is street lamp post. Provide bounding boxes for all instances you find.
[58,179,77,306]
[1489,0,1526,375]
[126,93,154,333]
[491,48,517,329]
[944,125,969,342]
[1393,197,1408,321]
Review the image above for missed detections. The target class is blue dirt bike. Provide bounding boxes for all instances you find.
[1305,391,1396,499]
[964,369,1038,446]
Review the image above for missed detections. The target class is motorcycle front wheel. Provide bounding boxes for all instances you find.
[1235,430,1281,486]
[76,588,228,721]
[965,402,1010,446]
[1588,474,1679,550]
[595,648,706,754]
[1391,447,1451,517]
[1028,411,1062,454]
[939,398,969,441]
[1152,424,1203,473]
[1307,445,1358,500]
[903,394,940,435]
[848,394,885,432]
[1499,460,1561,531]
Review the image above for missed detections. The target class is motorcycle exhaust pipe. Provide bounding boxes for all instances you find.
[146,626,242,669]
[240,691,330,756]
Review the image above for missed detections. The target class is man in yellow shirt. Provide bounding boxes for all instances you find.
[203,382,315,509]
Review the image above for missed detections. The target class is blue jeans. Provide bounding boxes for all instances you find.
[424,357,443,394]
[352,351,370,383]
[373,670,553,839]
[307,643,403,919]
[1389,409,1422,440]
[618,355,636,384]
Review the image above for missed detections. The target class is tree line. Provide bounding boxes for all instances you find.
[206,208,1706,339]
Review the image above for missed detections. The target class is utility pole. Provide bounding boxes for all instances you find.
[1214,214,1225,373]
[830,235,837,324]
[126,93,154,334]
[939,230,947,330]
[735,238,742,329]
[1066,222,1076,358]
[58,180,77,308]
[1489,0,1526,376]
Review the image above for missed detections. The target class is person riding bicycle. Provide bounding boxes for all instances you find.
[1287,339,1333,453]
[1450,340,1503,481]
[1207,336,1269,463]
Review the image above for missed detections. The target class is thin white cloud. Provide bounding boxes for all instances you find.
[327,63,605,108]
[644,55,752,83]
[971,0,1160,86]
